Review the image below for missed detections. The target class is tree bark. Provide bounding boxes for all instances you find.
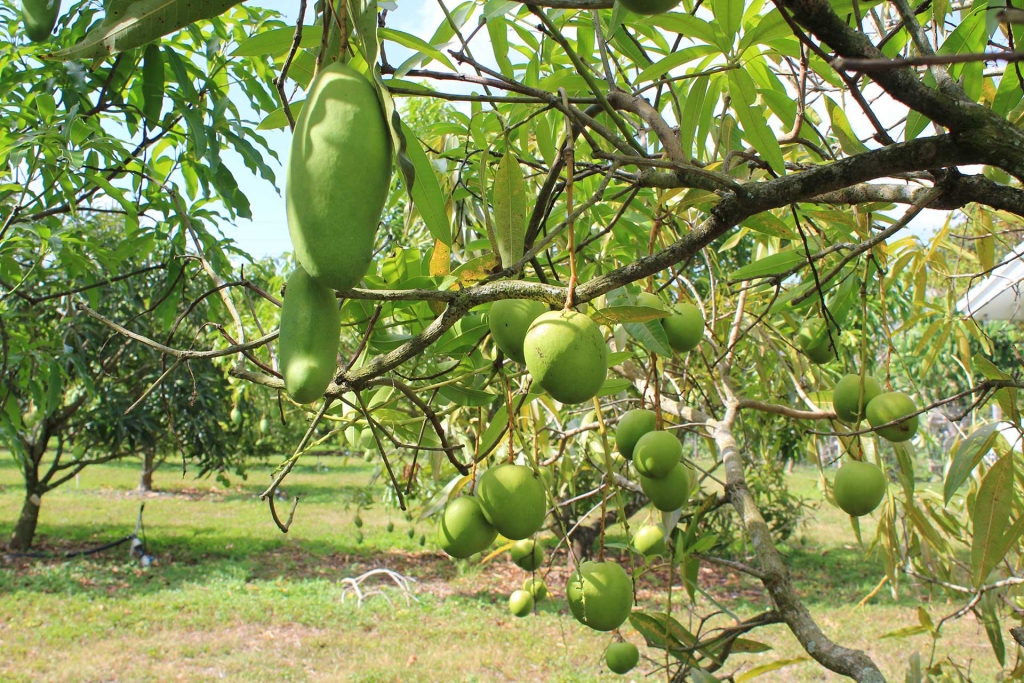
[139,450,156,492]
[8,491,41,551]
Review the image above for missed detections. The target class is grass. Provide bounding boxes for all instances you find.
[0,455,1000,682]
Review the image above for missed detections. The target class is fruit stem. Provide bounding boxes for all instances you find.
[560,87,578,312]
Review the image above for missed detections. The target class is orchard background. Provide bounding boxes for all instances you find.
[2,0,1024,681]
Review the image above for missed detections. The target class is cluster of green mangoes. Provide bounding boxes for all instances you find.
[279,62,393,404]
[617,408,696,511]
[828,372,920,516]
[488,292,704,406]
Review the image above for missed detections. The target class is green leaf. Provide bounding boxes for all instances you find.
[972,453,1015,588]
[879,624,931,639]
[893,442,915,497]
[596,378,632,397]
[437,384,498,407]
[492,151,526,269]
[975,354,1021,428]
[731,250,804,281]
[141,43,164,131]
[978,594,1006,666]
[380,28,457,75]
[729,638,772,653]
[944,422,1001,504]
[727,70,785,175]
[401,123,451,247]
[44,0,244,61]
[591,305,669,326]
[713,0,743,45]
[257,99,307,131]
[232,26,324,57]
[735,657,811,682]
[825,96,869,155]
[624,320,672,357]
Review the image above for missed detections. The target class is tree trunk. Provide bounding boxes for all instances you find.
[139,450,156,492]
[8,491,41,551]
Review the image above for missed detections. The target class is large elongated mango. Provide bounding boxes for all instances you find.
[22,0,61,42]
[286,61,393,292]
[278,266,341,404]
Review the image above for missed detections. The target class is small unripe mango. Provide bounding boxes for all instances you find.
[566,561,634,632]
[833,460,887,516]
[508,589,534,618]
[833,374,882,423]
[489,299,547,364]
[615,409,656,460]
[640,463,691,512]
[524,310,608,404]
[663,303,704,353]
[438,496,497,558]
[866,392,919,442]
[606,642,640,674]
[633,431,682,479]
[476,465,547,540]
[278,266,341,404]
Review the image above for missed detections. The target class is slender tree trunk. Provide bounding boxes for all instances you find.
[139,450,156,492]
[8,490,41,551]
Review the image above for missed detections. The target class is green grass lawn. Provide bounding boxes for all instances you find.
[0,456,999,682]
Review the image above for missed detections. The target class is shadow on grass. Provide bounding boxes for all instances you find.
[2,521,459,598]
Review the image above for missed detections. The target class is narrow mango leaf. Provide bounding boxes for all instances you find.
[591,305,669,326]
[232,26,324,57]
[257,99,307,131]
[441,254,500,290]
[975,354,1021,428]
[141,43,164,130]
[624,320,672,357]
[881,624,932,640]
[727,70,785,175]
[401,123,451,247]
[731,250,804,281]
[893,442,915,498]
[825,96,869,155]
[596,378,632,397]
[492,151,526,269]
[729,638,772,653]
[44,0,243,60]
[735,657,811,682]
[380,28,457,74]
[979,594,1006,666]
[438,384,498,407]
[972,453,1015,588]
[944,422,1001,504]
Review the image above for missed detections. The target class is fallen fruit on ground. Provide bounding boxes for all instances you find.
[866,391,919,442]
[833,460,887,516]
[476,464,547,540]
[278,266,342,404]
[286,61,392,291]
[489,299,548,364]
[523,577,548,602]
[833,373,882,423]
[523,310,608,404]
[640,463,691,512]
[566,561,634,631]
[663,303,704,353]
[508,589,534,618]
[633,430,682,479]
[510,538,544,571]
[632,524,668,558]
[438,496,497,558]
[606,641,640,674]
[615,409,656,460]
[797,318,838,365]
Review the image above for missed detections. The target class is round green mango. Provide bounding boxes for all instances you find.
[615,409,656,460]
[286,61,393,291]
[22,0,61,42]
[279,266,341,404]
[524,310,608,404]
[489,299,547,364]
[631,524,667,558]
[618,0,680,15]
[633,430,682,479]
[635,292,665,309]
[360,428,375,450]
[566,561,634,632]
[797,318,838,365]
[833,460,887,516]
[606,642,640,674]
[523,577,548,602]
[438,496,498,559]
[259,417,270,434]
[230,408,243,426]
[663,303,704,353]
[476,465,547,540]
[509,589,534,618]
[510,539,544,571]
[866,391,919,442]
[640,463,691,512]
[833,374,882,423]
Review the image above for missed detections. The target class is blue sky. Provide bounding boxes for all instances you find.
[223,1,449,259]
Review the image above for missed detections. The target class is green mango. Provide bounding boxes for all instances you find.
[22,0,60,42]
[286,61,393,292]
[278,266,341,404]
